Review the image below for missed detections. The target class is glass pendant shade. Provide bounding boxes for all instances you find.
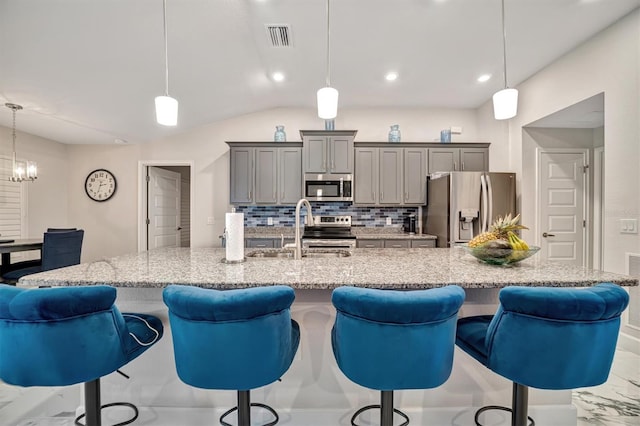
[26,161,38,180]
[317,86,339,119]
[155,95,178,126]
[492,88,518,120]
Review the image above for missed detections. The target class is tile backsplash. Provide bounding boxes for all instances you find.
[234,203,418,228]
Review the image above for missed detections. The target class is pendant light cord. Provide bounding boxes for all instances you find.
[162,0,170,96]
[325,0,331,87]
[501,0,508,89]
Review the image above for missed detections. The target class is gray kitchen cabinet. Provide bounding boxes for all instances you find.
[428,147,488,173]
[384,240,411,248]
[230,147,254,203]
[379,148,403,204]
[245,239,275,248]
[356,239,384,248]
[228,142,302,205]
[300,130,356,174]
[411,240,436,248]
[354,148,378,204]
[254,148,277,203]
[403,148,427,204]
[354,146,426,206]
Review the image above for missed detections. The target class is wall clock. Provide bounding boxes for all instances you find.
[85,169,117,202]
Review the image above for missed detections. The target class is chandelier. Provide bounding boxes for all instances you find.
[5,103,37,182]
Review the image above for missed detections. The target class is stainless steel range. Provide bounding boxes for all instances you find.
[302,215,356,251]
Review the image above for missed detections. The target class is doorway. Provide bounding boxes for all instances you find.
[138,161,193,252]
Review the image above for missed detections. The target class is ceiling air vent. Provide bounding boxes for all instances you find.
[265,24,292,48]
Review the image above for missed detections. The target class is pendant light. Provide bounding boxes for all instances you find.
[317,0,338,120]
[492,0,518,120]
[5,103,37,182]
[155,0,178,126]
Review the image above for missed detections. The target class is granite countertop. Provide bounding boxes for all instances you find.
[243,227,436,240]
[18,247,638,290]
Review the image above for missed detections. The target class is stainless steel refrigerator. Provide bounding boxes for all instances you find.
[423,172,516,247]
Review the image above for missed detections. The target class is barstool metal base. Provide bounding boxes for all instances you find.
[74,378,139,426]
[219,390,279,426]
[351,391,409,426]
[474,383,535,426]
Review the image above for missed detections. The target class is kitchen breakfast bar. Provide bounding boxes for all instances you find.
[13,247,639,425]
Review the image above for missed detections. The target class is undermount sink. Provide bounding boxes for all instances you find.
[246,249,351,259]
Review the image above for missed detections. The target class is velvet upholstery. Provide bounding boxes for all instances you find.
[456,283,629,390]
[331,285,465,391]
[163,284,300,391]
[2,229,84,281]
[0,285,163,387]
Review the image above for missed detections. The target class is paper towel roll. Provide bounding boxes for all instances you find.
[225,212,245,261]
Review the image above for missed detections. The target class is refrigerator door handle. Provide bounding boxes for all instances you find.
[486,173,494,230]
[480,174,488,233]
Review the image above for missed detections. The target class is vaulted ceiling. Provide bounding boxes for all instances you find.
[0,0,638,144]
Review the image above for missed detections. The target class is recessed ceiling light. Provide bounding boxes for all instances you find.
[272,72,285,82]
[114,138,128,144]
[477,74,492,83]
[385,72,398,81]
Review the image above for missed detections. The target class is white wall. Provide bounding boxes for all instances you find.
[0,127,69,237]
[65,107,480,262]
[477,9,640,275]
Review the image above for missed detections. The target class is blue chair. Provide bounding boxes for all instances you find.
[0,285,163,426]
[2,229,84,282]
[331,285,466,426]
[455,283,629,426]
[163,285,300,426]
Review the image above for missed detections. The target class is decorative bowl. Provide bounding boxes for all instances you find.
[462,245,541,265]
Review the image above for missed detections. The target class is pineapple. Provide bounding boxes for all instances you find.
[468,214,527,248]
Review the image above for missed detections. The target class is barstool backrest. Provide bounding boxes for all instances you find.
[163,284,296,390]
[332,285,465,390]
[485,283,629,389]
[41,229,84,271]
[0,285,131,386]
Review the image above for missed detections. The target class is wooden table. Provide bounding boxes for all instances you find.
[0,239,43,276]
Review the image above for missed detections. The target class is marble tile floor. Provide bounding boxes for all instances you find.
[2,348,639,426]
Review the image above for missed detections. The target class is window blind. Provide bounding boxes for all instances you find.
[0,156,26,239]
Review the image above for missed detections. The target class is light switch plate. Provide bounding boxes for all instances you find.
[620,218,638,234]
[386,217,392,226]
[267,217,274,226]
[206,217,214,225]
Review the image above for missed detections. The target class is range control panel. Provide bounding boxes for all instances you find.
[311,215,352,226]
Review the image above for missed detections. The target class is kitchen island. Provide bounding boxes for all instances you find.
[12,248,637,426]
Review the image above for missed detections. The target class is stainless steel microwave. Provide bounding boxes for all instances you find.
[303,173,353,202]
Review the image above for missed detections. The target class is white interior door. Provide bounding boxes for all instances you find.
[538,149,588,266]
[148,167,181,250]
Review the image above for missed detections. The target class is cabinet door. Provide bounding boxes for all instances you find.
[304,137,327,173]
[230,148,254,203]
[279,148,302,204]
[356,239,384,248]
[428,148,459,173]
[379,148,403,204]
[246,239,275,248]
[404,148,427,204]
[354,148,378,204]
[384,239,411,248]
[411,240,436,248]
[330,136,354,173]
[460,148,488,171]
[254,148,278,203]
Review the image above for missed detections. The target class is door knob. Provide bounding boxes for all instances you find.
[542,232,555,238]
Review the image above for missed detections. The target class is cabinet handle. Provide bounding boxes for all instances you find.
[381,192,384,201]
[462,161,465,170]
[248,191,252,199]
[405,191,408,201]
[372,192,375,201]
[454,161,458,171]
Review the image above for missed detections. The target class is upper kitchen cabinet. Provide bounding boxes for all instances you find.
[354,145,427,206]
[428,145,489,173]
[300,130,357,174]
[227,142,302,205]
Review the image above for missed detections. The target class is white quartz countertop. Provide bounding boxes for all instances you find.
[18,247,638,290]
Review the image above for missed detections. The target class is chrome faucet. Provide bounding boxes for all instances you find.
[293,198,314,260]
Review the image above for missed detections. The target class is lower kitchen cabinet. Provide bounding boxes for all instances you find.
[356,239,436,248]
[245,237,294,248]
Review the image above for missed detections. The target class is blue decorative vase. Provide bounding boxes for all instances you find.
[440,129,451,143]
[388,124,401,142]
[274,125,286,142]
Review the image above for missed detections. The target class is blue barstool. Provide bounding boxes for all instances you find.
[455,283,629,426]
[331,285,466,426]
[0,285,163,426]
[163,285,300,426]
